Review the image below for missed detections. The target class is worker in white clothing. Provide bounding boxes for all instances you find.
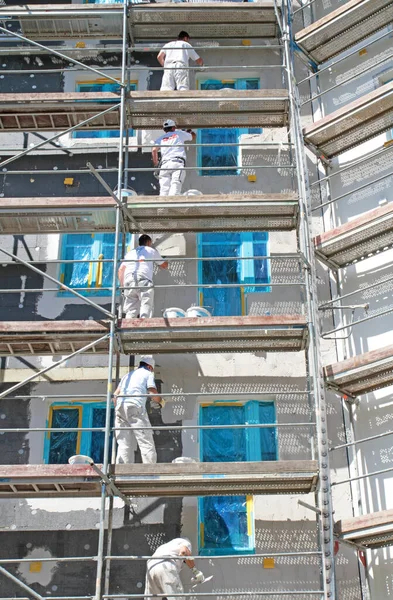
[158,31,203,91]
[113,356,163,464]
[152,120,196,196]
[118,234,168,319]
[145,537,205,600]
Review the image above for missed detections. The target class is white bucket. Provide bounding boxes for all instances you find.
[163,307,186,318]
[172,457,197,464]
[68,455,92,465]
[185,306,211,318]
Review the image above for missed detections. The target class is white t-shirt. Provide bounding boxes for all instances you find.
[122,245,165,283]
[162,40,200,66]
[148,538,192,572]
[118,367,156,408]
[154,130,193,163]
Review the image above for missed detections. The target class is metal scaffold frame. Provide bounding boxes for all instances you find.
[0,1,340,599]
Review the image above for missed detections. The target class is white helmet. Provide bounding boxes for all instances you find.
[163,119,176,129]
[140,355,155,369]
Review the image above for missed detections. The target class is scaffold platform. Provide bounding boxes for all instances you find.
[0,194,299,234]
[335,509,393,549]
[0,461,318,498]
[129,90,289,129]
[0,90,288,131]
[314,203,393,268]
[303,81,393,158]
[0,316,308,356]
[324,344,393,397]
[0,3,280,41]
[0,93,120,132]
[295,0,393,64]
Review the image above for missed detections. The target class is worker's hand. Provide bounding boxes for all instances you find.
[112,396,117,407]
[191,568,205,584]
[151,399,165,410]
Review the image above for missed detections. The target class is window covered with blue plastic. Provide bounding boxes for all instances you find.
[48,408,79,464]
[46,404,114,464]
[199,401,277,555]
[198,232,270,316]
[91,407,114,463]
[60,233,131,296]
[198,79,261,176]
[74,82,136,138]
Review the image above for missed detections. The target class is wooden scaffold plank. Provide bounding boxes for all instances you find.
[335,509,393,549]
[303,81,393,158]
[295,0,393,64]
[0,316,309,356]
[0,194,299,234]
[0,461,319,498]
[314,203,393,268]
[324,344,393,397]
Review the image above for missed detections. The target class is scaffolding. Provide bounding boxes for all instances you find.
[3,0,393,598]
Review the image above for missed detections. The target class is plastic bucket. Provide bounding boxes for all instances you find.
[68,455,92,465]
[172,457,197,464]
[163,307,186,318]
[185,306,211,318]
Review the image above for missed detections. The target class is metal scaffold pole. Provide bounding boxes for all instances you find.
[93,1,128,598]
[282,1,335,598]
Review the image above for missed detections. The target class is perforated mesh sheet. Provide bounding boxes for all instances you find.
[20,14,123,39]
[130,91,288,129]
[296,0,393,63]
[133,23,277,39]
[126,194,299,232]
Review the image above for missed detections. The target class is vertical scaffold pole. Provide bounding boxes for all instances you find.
[94,0,129,598]
[282,1,335,598]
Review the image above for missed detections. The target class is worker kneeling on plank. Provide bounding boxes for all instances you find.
[158,31,204,91]
[145,537,205,600]
[152,120,196,196]
[113,356,163,464]
[118,234,168,319]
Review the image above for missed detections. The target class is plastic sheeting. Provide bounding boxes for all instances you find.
[199,402,277,554]
[199,79,260,176]
[90,407,114,463]
[199,232,270,315]
[48,408,79,464]
[62,233,131,296]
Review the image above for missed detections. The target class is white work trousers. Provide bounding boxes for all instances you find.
[161,61,189,91]
[145,562,184,600]
[115,402,157,464]
[159,159,186,196]
[123,274,154,319]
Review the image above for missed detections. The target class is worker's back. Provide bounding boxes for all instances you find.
[148,538,192,572]
[161,40,199,66]
[118,367,155,408]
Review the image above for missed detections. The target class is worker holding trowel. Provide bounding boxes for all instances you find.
[144,537,206,600]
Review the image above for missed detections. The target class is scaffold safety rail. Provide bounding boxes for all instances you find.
[0,460,319,499]
[295,0,393,64]
[0,316,309,356]
[0,194,300,234]
[314,202,393,268]
[335,509,393,549]
[324,343,393,397]
[0,2,281,41]
[303,80,393,158]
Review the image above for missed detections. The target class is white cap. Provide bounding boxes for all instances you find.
[140,355,155,369]
[163,119,176,128]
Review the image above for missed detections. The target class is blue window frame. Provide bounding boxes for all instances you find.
[44,403,114,464]
[198,401,277,555]
[197,78,261,176]
[197,232,271,316]
[59,233,131,296]
[73,81,136,139]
